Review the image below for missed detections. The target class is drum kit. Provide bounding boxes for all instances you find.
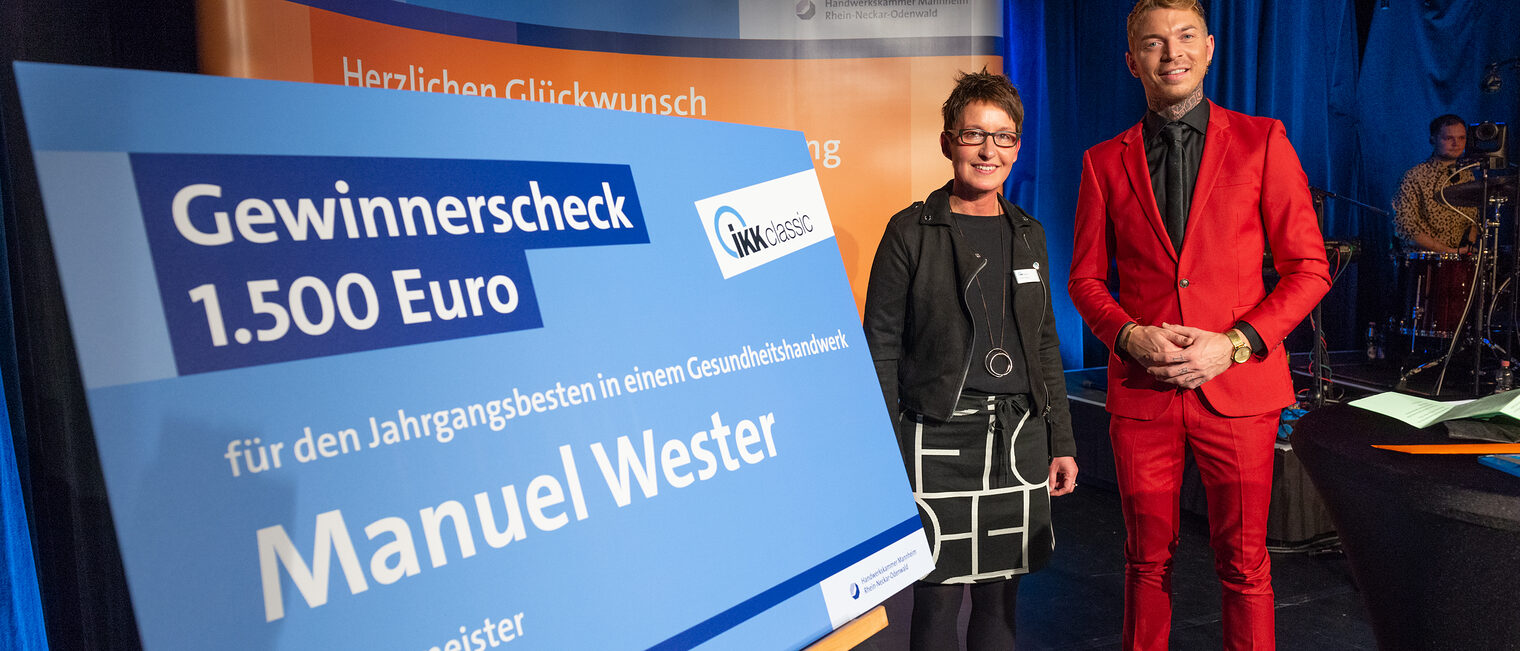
[1397,163,1520,395]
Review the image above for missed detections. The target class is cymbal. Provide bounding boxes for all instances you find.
[1442,173,1518,206]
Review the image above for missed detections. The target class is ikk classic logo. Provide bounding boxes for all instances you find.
[694,169,835,279]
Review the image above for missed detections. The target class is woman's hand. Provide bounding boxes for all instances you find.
[1048,456,1078,496]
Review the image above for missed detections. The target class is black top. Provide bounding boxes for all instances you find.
[863,183,1076,452]
[951,211,1030,396]
[1142,100,1210,237]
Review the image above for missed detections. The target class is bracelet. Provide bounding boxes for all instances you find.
[1118,323,1136,351]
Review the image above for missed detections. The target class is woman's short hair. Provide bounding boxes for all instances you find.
[941,68,1023,133]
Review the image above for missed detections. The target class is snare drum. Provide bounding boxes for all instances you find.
[1401,251,1476,338]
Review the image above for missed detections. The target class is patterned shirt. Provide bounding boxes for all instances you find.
[1392,156,1476,250]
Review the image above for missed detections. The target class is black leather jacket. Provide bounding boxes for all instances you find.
[863,183,1076,457]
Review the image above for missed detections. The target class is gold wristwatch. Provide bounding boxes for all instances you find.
[1225,328,1252,364]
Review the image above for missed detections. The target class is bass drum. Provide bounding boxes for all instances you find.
[1400,251,1476,338]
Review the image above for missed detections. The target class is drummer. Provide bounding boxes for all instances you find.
[1392,114,1477,254]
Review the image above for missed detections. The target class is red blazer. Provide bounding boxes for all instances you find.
[1068,102,1331,420]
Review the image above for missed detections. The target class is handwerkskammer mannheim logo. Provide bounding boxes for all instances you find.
[694,169,835,279]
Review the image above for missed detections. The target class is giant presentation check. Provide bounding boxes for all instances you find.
[15,62,930,650]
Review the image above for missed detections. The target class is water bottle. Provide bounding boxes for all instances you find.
[1496,361,1513,393]
[1366,322,1378,361]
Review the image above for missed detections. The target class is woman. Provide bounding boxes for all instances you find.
[863,69,1077,650]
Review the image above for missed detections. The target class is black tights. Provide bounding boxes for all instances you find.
[910,578,1021,651]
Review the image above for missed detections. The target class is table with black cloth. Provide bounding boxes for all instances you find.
[1291,404,1520,651]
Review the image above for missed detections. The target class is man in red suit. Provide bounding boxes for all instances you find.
[1067,1,1331,649]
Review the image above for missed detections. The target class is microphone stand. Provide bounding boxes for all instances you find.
[1482,58,1520,378]
[1305,187,1383,409]
[1312,187,1389,217]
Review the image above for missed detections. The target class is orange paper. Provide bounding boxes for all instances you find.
[1373,443,1520,454]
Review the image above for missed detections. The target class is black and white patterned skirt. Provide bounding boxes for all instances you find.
[900,393,1054,584]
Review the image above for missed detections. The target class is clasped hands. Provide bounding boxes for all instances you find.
[1122,323,1234,390]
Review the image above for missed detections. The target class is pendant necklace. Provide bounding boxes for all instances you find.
[953,213,1014,378]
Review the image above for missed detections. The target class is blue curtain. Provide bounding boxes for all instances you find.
[0,97,47,647]
[1006,0,1367,368]
[1208,1,1364,351]
[1359,0,1520,211]
[1005,0,1148,369]
[1,379,46,651]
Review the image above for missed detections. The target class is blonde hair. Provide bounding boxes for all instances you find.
[1126,0,1208,47]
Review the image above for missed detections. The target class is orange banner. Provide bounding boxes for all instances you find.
[197,0,1003,313]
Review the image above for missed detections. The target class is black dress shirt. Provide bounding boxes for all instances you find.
[1142,101,1210,233]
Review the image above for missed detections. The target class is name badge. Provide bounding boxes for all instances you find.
[1014,268,1040,284]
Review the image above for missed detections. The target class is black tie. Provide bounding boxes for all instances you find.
[1161,122,1189,253]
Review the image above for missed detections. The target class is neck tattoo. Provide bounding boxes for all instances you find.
[1152,84,1204,122]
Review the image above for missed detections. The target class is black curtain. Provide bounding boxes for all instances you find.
[1,1,195,649]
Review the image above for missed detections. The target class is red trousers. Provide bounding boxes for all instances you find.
[1109,391,1278,650]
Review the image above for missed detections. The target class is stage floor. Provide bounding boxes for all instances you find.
[858,474,1376,650]
[1295,347,1513,401]
[856,356,1390,650]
